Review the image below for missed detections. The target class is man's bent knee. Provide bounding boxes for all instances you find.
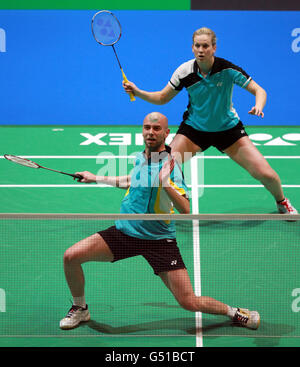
[177,295,199,312]
[63,246,81,265]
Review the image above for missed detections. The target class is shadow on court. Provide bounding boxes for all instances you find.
[87,317,232,336]
[86,302,231,336]
[177,220,267,231]
[85,301,295,340]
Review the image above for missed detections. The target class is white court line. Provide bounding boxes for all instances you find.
[1,155,300,160]
[199,185,300,188]
[0,155,135,159]
[191,156,203,348]
[2,155,298,188]
[195,156,300,159]
[0,185,299,188]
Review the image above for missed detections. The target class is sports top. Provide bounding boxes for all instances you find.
[115,146,189,240]
[168,57,252,132]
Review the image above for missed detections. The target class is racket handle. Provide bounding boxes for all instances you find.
[121,69,135,102]
[72,173,84,180]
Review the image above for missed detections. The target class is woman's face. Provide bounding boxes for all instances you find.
[192,34,216,64]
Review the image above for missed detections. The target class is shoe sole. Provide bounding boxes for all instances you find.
[250,312,260,330]
[278,211,298,222]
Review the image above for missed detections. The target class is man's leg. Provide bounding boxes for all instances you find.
[60,233,113,329]
[159,268,260,329]
[63,233,114,300]
[159,268,228,315]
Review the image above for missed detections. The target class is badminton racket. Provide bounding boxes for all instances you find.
[91,10,135,102]
[4,154,83,180]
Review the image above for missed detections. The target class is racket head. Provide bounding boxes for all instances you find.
[91,10,122,46]
[4,154,40,169]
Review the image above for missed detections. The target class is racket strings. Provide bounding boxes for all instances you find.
[4,155,39,169]
[92,11,121,46]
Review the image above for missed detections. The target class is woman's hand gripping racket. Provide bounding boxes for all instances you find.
[4,155,83,181]
[91,10,135,102]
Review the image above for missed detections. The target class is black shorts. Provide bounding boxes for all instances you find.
[98,226,186,275]
[176,121,248,152]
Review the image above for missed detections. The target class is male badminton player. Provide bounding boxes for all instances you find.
[60,112,260,330]
[123,27,297,216]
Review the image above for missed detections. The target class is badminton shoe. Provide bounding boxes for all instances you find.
[59,305,90,330]
[277,198,298,215]
[232,308,260,330]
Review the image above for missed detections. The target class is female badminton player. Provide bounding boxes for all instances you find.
[122,27,297,215]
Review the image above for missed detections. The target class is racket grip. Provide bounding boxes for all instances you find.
[73,173,84,180]
[121,69,135,102]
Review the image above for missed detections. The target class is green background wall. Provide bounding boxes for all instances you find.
[0,0,190,10]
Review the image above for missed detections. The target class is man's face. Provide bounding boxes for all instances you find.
[143,119,169,152]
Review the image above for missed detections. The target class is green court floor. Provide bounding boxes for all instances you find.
[0,125,300,348]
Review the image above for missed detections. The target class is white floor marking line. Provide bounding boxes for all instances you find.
[191,156,203,347]
[1,185,299,188]
[1,155,300,159]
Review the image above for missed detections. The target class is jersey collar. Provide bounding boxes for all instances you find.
[143,145,171,163]
[194,57,220,78]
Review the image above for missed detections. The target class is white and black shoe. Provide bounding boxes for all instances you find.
[231,308,260,330]
[60,305,90,330]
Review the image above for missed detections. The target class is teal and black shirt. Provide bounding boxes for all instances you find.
[115,146,189,240]
[169,57,252,132]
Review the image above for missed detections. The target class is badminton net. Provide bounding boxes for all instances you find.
[0,213,299,338]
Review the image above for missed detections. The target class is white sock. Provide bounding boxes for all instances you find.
[73,296,86,309]
[226,306,237,319]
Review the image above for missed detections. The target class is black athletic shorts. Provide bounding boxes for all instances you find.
[98,226,186,275]
[176,121,248,152]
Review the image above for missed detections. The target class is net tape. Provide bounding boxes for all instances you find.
[0,213,299,221]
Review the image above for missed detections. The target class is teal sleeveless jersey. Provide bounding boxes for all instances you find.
[115,149,189,240]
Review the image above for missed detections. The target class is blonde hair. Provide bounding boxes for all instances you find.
[193,27,217,45]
